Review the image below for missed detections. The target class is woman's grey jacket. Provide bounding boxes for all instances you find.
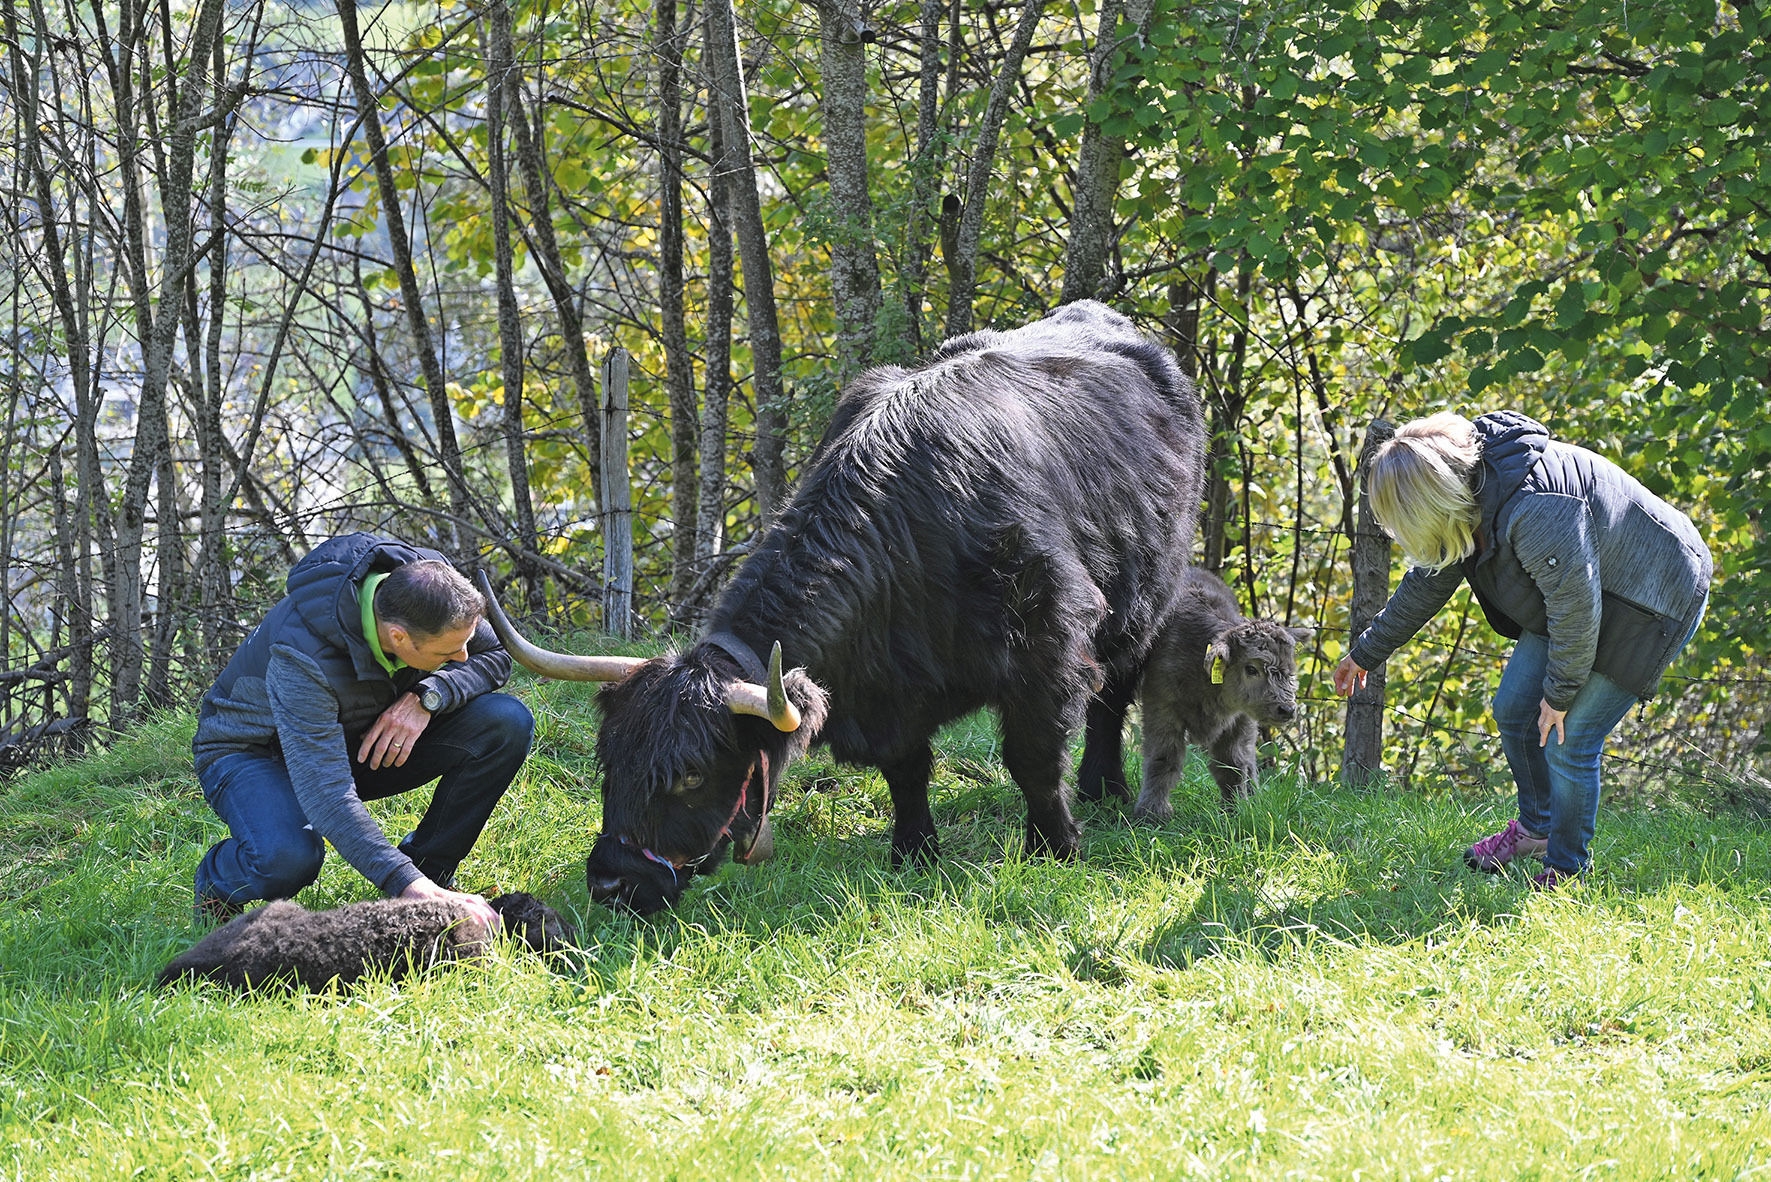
[1349,411,1712,707]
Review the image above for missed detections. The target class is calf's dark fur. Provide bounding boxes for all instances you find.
[1133,568,1308,821]
[156,891,574,991]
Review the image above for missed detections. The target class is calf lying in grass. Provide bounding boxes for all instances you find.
[1135,568,1308,822]
[157,891,575,992]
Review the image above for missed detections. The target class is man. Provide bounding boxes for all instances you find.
[191,533,534,930]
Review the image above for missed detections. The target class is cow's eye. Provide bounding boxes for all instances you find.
[1245,663,1261,677]
[670,771,705,795]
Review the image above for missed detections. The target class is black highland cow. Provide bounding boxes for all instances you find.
[485,302,1206,913]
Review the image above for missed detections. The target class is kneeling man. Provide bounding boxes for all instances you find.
[190,532,533,932]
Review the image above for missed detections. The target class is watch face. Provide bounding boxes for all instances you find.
[422,688,442,712]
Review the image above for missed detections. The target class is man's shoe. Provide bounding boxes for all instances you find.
[1464,819,1549,873]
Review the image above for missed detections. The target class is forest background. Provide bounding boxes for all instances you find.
[1,0,1766,796]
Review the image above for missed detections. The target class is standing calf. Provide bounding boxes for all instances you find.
[1133,568,1308,822]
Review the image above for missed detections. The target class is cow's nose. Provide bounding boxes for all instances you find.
[589,875,626,902]
[1275,703,1296,720]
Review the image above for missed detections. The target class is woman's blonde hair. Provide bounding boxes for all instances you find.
[1366,412,1482,572]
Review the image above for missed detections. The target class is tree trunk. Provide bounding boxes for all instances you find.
[1342,419,1396,787]
[656,0,698,613]
[944,0,1044,337]
[705,0,788,518]
[195,35,233,677]
[696,15,737,586]
[899,0,950,356]
[146,421,185,710]
[503,46,603,516]
[109,0,229,718]
[485,0,541,603]
[813,0,882,383]
[3,0,99,723]
[337,0,471,555]
[1058,0,1154,304]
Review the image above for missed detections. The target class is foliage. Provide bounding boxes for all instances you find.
[1085,0,1770,774]
[1,0,1764,780]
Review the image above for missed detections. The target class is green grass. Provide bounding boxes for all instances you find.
[2,687,1769,1180]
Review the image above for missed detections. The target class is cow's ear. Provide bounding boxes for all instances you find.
[1288,626,1313,645]
[776,669,830,757]
[1204,638,1230,685]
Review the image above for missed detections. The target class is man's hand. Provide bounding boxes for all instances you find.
[1332,656,1369,697]
[1537,699,1568,747]
[358,692,432,769]
[401,877,501,936]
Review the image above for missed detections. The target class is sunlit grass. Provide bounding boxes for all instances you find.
[2,697,1768,1180]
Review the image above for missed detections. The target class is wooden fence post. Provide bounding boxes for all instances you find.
[1342,419,1395,787]
[599,347,634,640]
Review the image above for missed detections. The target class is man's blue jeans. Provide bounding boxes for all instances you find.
[1491,612,1700,875]
[195,692,534,904]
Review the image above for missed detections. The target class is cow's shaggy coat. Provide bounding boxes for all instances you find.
[156,891,574,991]
[496,302,1206,913]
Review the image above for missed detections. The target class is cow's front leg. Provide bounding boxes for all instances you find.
[1207,717,1259,809]
[1001,709,1082,859]
[1133,722,1187,825]
[881,744,940,867]
[1075,670,1136,803]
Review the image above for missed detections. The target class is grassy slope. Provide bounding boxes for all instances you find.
[1,680,1767,1180]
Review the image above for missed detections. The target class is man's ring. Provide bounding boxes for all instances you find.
[393,741,403,748]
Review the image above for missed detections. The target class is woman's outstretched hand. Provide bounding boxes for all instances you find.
[1333,655,1369,697]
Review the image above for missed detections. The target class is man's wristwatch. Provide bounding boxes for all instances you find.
[419,684,444,714]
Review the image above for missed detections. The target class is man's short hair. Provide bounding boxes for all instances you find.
[375,560,485,637]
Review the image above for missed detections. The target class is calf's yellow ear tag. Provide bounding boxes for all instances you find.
[1210,655,1225,685]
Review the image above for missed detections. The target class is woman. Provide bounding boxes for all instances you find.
[1332,411,1711,889]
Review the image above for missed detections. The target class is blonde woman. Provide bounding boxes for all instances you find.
[1331,412,1711,889]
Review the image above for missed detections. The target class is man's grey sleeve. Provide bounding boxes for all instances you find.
[267,648,422,896]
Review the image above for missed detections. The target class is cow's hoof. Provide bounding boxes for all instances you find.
[1131,800,1174,826]
[890,835,941,869]
[1025,823,1081,860]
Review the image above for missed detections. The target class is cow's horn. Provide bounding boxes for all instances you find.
[474,571,646,682]
[725,642,802,732]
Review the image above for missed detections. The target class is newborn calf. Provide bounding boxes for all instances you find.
[157,891,575,992]
[1135,568,1307,822]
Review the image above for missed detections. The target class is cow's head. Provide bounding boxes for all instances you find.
[1205,620,1310,728]
[477,576,826,914]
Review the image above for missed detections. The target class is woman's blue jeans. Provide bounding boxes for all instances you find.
[194,691,533,904]
[1490,612,1700,875]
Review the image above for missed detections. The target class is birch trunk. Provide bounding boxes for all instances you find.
[697,12,737,581]
[337,0,470,555]
[943,0,1043,337]
[485,0,541,601]
[813,0,881,383]
[705,0,787,517]
[1058,0,1155,304]
[656,0,699,610]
